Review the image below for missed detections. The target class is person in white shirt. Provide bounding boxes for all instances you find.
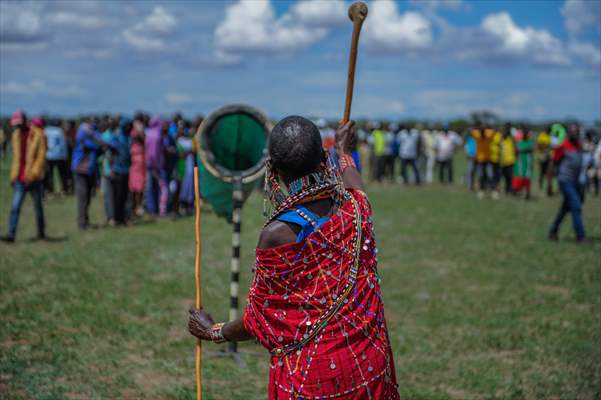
[44,119,69,194]
[398,126,421,185]
[435,126,462,184]
[421,128,436,183]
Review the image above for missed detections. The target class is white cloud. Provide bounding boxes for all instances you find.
[214,0,344,59]
[123,6,177,52]
[47,12,109,30]
[64,48,112,59]
[287,0,347,27]
[568,41,601,68]
[561,0,601,35]
[0,79,47,95]
[0,79,85,99]
[166,93,193,105]
[363,0,432,52]
[411,0,467,12]
[415,89,550,119]
[479,12,568,66]
[0,2,45,44]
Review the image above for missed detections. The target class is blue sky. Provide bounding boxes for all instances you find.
[0,0,600,122]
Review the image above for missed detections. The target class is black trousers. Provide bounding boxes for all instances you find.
[501,165,513,194]
[111,173,129,224]
[75,173,96,229]
[437,160,453,184]
[401,158,421,185]
[45,159,69,193]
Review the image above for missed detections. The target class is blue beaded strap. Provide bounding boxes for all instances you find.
[270,191,362,357]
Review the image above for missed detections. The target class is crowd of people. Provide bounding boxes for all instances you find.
[354,121,601,200]
[352,120,600,240]
[1,111,202,242]
[1,111,599,243]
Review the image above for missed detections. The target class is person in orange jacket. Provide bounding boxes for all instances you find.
[2,111,47,243]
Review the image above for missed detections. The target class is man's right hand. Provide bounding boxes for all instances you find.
[335,120,357,155]
[188,308,215,341]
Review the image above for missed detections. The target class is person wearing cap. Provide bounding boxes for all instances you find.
[2,111,47,243]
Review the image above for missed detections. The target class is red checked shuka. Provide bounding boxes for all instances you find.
[243,189,399,399]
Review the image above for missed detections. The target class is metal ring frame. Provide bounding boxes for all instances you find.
[195,104,271,184]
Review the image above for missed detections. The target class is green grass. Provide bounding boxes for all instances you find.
[1,157,600,399]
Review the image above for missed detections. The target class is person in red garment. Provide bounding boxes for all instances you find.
[189,116,399,399]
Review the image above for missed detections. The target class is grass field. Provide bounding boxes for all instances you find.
[1,157,600,400]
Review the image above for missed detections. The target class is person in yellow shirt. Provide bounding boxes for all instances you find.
[471,122,493,197]
[370,125,386,182]
[489,127,502,198]
[500,123,516,194]
[537,126,552,194]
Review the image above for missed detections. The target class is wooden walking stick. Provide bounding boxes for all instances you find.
[193,166,202,400]
[343,2,368,123]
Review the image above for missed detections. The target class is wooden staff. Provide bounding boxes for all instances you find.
[343,2,368,123]
[193,166,202,400]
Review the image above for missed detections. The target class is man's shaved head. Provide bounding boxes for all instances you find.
[269,116,323,182]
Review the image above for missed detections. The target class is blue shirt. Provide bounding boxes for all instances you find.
[71,123,102,175]
[109,131,131,174]
[464,135,476,158]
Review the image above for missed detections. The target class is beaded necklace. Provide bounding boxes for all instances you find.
[263,151,344,226]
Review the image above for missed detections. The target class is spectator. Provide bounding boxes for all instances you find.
[44,118,69,195]
[435,126,462,184]
[512,126,534,199]
[488,126,502,199]
[72,120,107,230]
[99,117,115,225]
[109,121,132,225]
[471,123,493,198]
[464,131,476,190]
[129,119,146,217]
[398,126,421,185]
[499,124,516,195]
[549,125,585,242]
[371,124,386,182]
[145,116,168,217]
[422,127,437,184]
[2,111,47,242]
[536,126,552,194]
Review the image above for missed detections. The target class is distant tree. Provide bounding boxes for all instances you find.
[470,110,499,126]
[449,118,470,134]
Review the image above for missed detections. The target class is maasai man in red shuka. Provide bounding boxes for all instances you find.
[189,116,399,399]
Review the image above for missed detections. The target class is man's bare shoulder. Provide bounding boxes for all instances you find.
[257,220,298,249]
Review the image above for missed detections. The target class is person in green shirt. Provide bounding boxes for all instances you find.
[512,126,534,199]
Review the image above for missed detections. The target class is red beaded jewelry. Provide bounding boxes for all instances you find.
[210,322,228,344]
[338,154,356,173]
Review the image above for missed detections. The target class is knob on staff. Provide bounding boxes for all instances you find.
[343,2,368,123]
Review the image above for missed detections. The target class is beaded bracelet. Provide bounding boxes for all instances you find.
[338,154,356,173]
[210,322,228,344]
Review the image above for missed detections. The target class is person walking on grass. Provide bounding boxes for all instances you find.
[549,125,585,242]
[189,117,399,399]
[2,111,46,243]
